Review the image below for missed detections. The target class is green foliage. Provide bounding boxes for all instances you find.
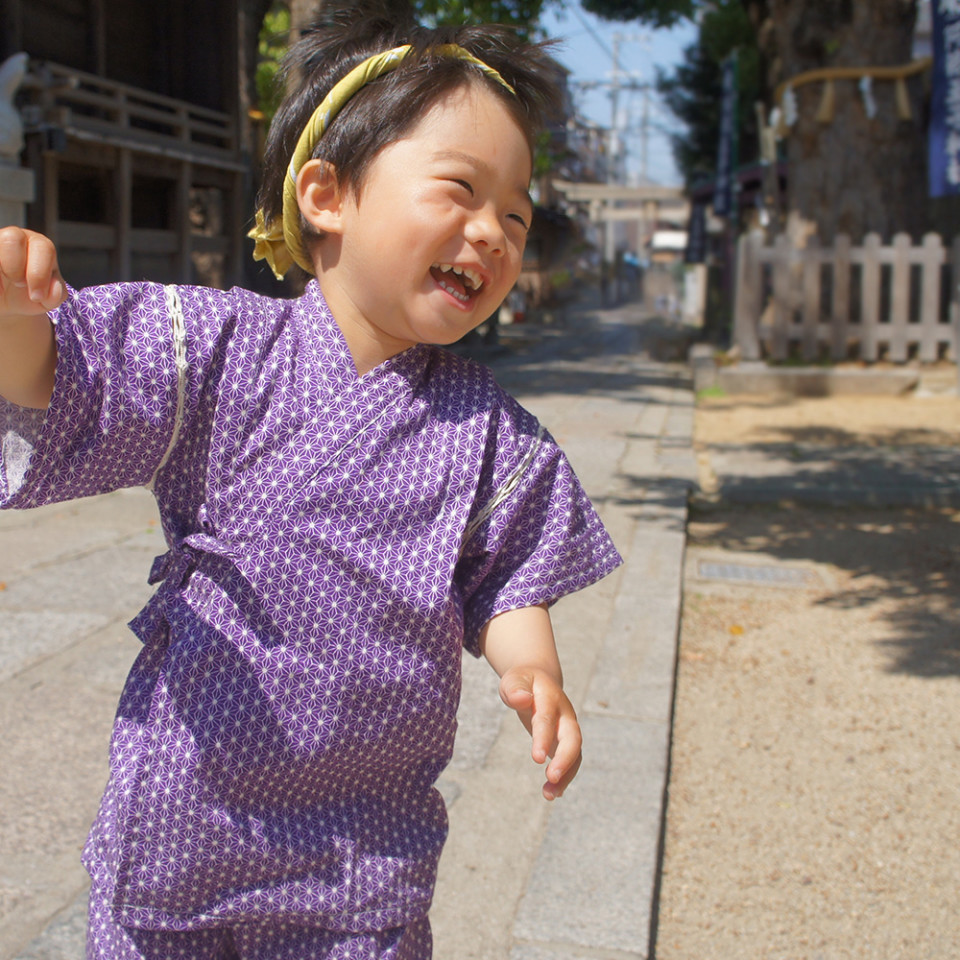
[532,128,566,179]
[581,0,697,29]
[416,0,551,39]
[695,384,727,400]
[655,4,761,186]
[255,2,291,122]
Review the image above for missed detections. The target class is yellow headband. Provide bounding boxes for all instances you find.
[248,43,516,279]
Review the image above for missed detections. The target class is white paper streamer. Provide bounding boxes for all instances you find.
[859,75,877,119]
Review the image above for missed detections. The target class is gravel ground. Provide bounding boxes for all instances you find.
[656,389,960,960]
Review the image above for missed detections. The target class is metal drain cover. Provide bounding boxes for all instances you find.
[696,560,819,587]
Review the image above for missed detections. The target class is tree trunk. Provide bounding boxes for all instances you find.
[238,0,276,155]
[765,0,926,242]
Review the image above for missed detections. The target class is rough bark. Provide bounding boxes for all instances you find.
[766,0,926,242]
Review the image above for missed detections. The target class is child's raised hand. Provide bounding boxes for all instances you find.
[499,666,583,801]
[0,227,66,319]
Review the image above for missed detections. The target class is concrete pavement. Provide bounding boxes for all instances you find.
[0,300,697,960]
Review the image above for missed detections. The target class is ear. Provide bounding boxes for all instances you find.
[296,159,346,236]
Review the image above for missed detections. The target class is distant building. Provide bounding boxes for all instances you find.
[520,60,583,309]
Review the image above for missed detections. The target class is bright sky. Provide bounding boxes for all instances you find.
[540,3,698,185]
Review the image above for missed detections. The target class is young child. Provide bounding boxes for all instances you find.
[0,5,621,958]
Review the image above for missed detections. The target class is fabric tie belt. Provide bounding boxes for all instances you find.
[130,532,240,646]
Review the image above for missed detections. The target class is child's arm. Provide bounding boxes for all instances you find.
[479,604,582,801]
[0,227,65,408]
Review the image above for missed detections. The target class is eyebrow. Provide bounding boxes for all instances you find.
[432,149,534,213]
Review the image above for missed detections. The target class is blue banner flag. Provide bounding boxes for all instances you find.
[713,54,740,217]
[930,0,960,197]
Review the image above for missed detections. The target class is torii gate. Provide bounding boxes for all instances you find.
[552,179,689,265]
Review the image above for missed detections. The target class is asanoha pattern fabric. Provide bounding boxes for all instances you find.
[0,280,621,957]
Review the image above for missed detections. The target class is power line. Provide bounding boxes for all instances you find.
[560,15,673,184]
[572,6,615,61]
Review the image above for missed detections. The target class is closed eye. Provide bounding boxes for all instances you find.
[508,212,530,231]
[452,179,474,195]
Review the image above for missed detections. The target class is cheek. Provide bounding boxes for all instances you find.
[507,238,526,275]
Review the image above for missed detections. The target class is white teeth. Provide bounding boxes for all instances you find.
[434,263,484,292]
[437,279,471,303]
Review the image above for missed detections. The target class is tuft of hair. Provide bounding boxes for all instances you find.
[256,0,562,258]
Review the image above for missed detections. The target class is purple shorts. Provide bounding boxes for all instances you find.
[86,872,432,960]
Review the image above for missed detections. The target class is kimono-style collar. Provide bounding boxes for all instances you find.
[301,279,432,387]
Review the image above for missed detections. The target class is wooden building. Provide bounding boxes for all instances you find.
[3,0,255,288]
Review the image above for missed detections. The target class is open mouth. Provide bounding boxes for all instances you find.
[431,263,484,304]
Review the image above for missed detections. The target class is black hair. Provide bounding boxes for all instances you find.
[256,0,562,267]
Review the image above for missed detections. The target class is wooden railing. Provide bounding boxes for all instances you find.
[18,61,247,287]
[23,61,245,171]
[734,230,959,363]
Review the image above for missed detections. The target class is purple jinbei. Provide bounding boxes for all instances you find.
[0,280,621,957]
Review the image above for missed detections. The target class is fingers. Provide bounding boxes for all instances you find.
[542,712,582,802]
[499,667,583,801]
[530,697,558,765]
[0,227,66,316]
[499,669,535,713]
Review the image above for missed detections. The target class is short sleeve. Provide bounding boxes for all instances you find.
[457,401,622,656]
[1,282,182,508]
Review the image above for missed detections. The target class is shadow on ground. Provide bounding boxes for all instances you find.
[687,502,960,680]
[705,438,960,508]
[454,304,693,401]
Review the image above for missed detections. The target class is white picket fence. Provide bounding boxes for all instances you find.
[733,230,960,363]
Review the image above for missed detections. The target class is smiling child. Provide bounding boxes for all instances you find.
[0,4,621,958]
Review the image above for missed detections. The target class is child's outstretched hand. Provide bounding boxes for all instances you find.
[499,666,583,801]
[0,227,66,318]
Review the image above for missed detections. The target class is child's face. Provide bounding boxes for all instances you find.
[314,82,533,370]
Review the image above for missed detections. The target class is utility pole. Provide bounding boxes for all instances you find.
[605,32,653,185]
[566,21,653,305]
[640,84,650,183]
[605,32,653,300]
[602,34,626,302]
[609,33,621,185]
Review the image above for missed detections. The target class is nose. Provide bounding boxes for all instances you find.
[464,204,506,256]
